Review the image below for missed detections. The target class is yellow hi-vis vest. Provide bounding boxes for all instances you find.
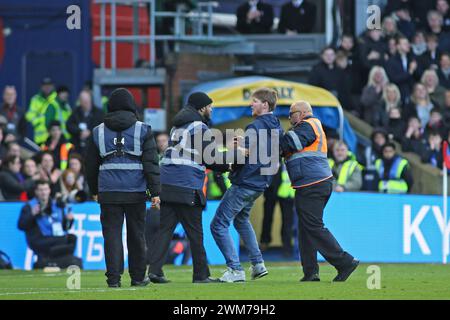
[277,163,295,199]
[49,100,72,140]
[375,157,409,194]
[26,91,57,145]
[329,158,362,186]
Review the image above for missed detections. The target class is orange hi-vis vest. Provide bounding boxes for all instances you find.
[285,117,333,188]
[42,142,74,170]
[301,118,328,154]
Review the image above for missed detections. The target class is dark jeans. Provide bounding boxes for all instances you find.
[149,202,210,281]
[100,202,147,284]
[261,189,294,250]
[295,180,354,276]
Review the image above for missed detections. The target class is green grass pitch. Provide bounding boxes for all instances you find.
[0,262,449,300]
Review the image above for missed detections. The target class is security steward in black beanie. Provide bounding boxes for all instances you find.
[149,91,242,284]
[86,88,160,288]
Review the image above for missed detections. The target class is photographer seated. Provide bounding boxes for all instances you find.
[17,180,82,269]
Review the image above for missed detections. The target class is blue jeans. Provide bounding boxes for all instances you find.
[210,184,264,270]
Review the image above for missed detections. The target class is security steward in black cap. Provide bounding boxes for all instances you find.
[86,88,160,288]
[149,92,240,284]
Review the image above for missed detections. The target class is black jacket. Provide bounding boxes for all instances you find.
[437,68,450,90]
[161,105,231,207]
[358,34,387,73]
[85,110,161,204]
[385,53,421,102]
[418,50,441,72]
[66,106,104,151]
[0,169,34,201]
[308,62,353,110]
[236,1,274,34]
[278,0,316,34]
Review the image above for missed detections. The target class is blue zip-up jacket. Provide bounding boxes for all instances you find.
[229,113,283,192]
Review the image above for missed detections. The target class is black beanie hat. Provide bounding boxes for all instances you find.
[108,88,136,113]
[187,92,213,110]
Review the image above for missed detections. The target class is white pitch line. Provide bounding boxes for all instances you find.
[0,288,139,296]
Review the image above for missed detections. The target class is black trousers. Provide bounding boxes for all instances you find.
[100,202,147,284]
[32,234,77,258]
[295,180,354,276]
[149,202,210,281]
[261,190,294,250]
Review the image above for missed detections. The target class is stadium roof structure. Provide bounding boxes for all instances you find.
[187,76,357,151]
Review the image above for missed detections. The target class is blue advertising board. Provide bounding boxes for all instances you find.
[0,201,239,270]
[1,192,449,270]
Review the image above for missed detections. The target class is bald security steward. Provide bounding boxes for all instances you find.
[280,101,359,282]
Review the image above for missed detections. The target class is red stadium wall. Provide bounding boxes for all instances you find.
[90,3,161,109]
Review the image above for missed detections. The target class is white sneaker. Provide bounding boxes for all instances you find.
[250,263,268,280]
[219,268,246,283]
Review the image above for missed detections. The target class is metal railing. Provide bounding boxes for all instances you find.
[93,0,222,72]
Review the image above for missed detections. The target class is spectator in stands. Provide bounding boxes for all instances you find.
[358,29,388,81]
[363,128,388,168]
[385,107,406,142]
[382,0,411,18]
[391,4,416,40]
[437,53,450,89]
[442,90,450,125]
[17,180,81,269]
[56,168,84,202]
[404,83,438,128]
[236,0,274,34]
[329,140,362,192]
[402,115,427,154]
[1,86,23,138]
[411,31,427,56]
[335,51,355,112]
[421,68,447,108]
[436,0,450,32]
[0,126,6,165]
[338,34,363,94]
[68,153,89,196]
[427,10,450,52]
[385,36,421,103]
[375,142,413,194]
[309,47,353,110]
[41,121,74,171]
[37,151,61,195]
[67,90,104,154]
[278,0,316,34]
[382,83,403,112]
[155,132,169,160]
[25,77,56,145]
[0,155,35,201]
[45,86,72,141]
[424,108,447,138]
[22,158,40,199]
[387,37,398,58]
[411,0,438,31]
[5,141,21,159]
[418,34,441,72]
[421,130,444,167]
[382,16,401,41]
[360,66,389,125]
[325,128,340,159]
